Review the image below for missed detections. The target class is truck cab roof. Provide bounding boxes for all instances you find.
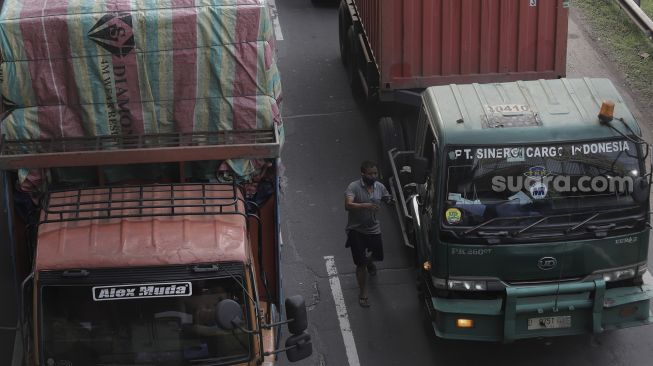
[35,184,250,271]
[423,78,641,146]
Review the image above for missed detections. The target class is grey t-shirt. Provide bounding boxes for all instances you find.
[345,179,391,235]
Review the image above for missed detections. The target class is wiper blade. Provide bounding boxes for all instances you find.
[462,214,541,236]
[565,212,601,234]
[463,218,499,236]
[512,216,551,237]
[566,206,645,236]
[458,206,644,238]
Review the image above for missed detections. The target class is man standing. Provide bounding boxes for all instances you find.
[345,161,392,308]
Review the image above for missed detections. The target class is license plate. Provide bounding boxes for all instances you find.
[527,315,571,330]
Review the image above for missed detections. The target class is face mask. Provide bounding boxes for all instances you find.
[362,176,376,186]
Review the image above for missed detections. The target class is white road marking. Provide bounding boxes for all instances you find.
[268,0,284,41]
[324,256,360,366]
[644,271,653,317]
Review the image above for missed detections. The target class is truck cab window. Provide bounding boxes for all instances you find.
[441,141,647,243]
[41,276,251,365]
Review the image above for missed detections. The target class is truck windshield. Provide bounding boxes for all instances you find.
[442,140,648,242]
[41,277,251,365]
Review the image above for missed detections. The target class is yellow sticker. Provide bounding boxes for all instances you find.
[445,208,462,225]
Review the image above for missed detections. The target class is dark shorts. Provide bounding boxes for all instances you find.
[346,230,384,267]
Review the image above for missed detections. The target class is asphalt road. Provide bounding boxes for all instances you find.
[273,1,653,366]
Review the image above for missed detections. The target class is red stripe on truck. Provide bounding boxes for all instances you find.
[171,0,198,133]
[233,0,261,130]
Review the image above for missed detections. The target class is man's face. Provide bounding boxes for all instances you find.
[361,167,379,181]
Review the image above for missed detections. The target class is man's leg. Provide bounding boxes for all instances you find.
[366,233,383,276]
[366,257,377,276]
[349,231,370,307]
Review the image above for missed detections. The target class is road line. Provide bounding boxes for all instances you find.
[268,0,284,41]
[324,255,360,366]
[644,271,653,317]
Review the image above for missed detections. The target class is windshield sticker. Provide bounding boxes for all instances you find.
[524,166,549,180]
[529,182,548,200]
[445,208,462,225]
[507,147,525,162]
[92,282,192,301]
[449,141,631,161]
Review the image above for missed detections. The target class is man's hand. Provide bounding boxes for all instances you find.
[362,202,379,210]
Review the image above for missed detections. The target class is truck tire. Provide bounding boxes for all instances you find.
[346,26,363,98]
[338,2,349,66]
[378,116,405,183]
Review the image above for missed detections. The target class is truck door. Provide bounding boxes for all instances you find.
[413,120,439,265]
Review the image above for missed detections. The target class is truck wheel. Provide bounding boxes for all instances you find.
[338,3,349,66]
[346,26,363,97]
[378,116,405,184]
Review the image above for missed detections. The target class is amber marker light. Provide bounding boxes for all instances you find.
[456,319,474,328]
[598,100,615,123]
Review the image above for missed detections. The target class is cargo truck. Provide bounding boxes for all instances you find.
[0,0,312,364]
[339,0,568,102]
[0,132,313,365]
[339,0,570,179]
[339,0,653,341]
[389,78,653,341]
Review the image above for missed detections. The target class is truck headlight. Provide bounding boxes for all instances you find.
[601,268,636,282]
[447,280,487,291]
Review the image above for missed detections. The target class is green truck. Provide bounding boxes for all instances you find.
[386,77,653,341]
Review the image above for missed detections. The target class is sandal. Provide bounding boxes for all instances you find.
[367,262,377,276]
[359,296,370,308]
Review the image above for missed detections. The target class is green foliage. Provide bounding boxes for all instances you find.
[642,0,653,18]
[573,0,653,101]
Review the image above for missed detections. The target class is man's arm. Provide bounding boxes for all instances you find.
[345,195,377,211]
[379,183,394,203]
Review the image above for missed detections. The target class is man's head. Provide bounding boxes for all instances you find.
[360,161,379,186]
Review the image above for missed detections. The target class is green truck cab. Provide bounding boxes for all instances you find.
[387,78,653,341]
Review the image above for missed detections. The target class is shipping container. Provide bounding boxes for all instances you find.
[339,0,569,101]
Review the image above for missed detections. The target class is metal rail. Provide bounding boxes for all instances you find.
[617,0,653,39]
[40,183,245,224]
[388,148,416,248]
[0,129,280,169]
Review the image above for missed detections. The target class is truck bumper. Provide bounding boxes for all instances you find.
[427,277,653,342]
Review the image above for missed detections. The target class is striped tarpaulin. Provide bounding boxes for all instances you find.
[0,0,281,139]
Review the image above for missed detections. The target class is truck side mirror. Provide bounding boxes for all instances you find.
[285,295,308,334]
[285,332,313,362]
[411,156,428,185]
[215,299,244,330]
